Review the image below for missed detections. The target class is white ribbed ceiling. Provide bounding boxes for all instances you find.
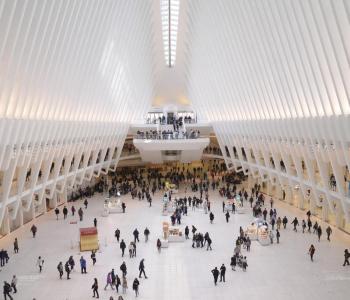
[0,0,155,122]
[186,0,350,121]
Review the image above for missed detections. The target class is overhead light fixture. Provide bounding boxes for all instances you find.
[161,0,180,67]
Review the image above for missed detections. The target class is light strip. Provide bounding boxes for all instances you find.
[160,0,180,67]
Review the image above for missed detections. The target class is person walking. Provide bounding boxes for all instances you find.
[13,238,19,254]
[242,256,248,271]
[282,216,288,229]
[133,229,140,243]
[120,262,127,277]
[139,259,148,278]
[206,237,212,251]
[91,250,96,265]
[68,255,75,270]
[211,267,219,285]
[132,278,140,297]
[302,220,306,233]
[30,224,37,238]
[63,206,68,219]
[92,278,99,298]
[71,205,76,216]
[308,244,315,262]
[120,239,126,257]
[84,199,88,209]
[78,207,83,221]
[37,256,44,272]
[209,212,214,224]
[326,226,332,241]
[230,255,236,271]
[269,230,274,244]
[225,211,230,223]
[80,256,87,274]
[115,274,121,293]
[10,276,17,294]
[343,249,350,266]
[157,239,161,253]
[57,262,64,279]
[122,276,128,294]
[65,261,71,279]
[219,264,226,282]
[276,229,280,244]
[55,207,60,220]
[115,228,121,242]
[185,226,189,239]
[3,281,13,300]
[104,272,114,290]
[93,218,97,227]
[317,226,322,242]
[144,228,150,242]
[291,217,299,232]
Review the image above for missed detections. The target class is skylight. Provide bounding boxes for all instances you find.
[161,0,180,68]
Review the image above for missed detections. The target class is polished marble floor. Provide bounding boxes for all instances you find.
[0,186,349,300]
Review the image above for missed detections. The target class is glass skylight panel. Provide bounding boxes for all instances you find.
[161,0,180,67]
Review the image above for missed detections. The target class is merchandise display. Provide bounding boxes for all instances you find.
[257,226,270,246]
[80,227,99,251]
[167,226,185,242]
[245,224,258,240]
[103,198,123,215]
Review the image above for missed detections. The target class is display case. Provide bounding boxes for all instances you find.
[258,226,270,246]
[245,224,258,240]
[103,198,123,215]
[168,227,185,242]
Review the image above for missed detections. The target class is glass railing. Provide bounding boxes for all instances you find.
[134,131,201,140]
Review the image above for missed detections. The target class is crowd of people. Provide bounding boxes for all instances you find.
[135,129,201,140]
[1,161,350,299]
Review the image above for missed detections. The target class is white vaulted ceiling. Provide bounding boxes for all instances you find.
[0,0,350,231]
[186,0,350,121]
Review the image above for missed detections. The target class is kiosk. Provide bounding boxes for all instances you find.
[80,227,99,251]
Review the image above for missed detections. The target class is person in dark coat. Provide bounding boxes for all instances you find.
[309,244,315,262]
[211,267,219,285]
[139,259,148,278]
[13,238,19,254]
[93,218,97,227]
[65,261,71,279]
[230,255,236,271]
[63,206,68,219]
[84,199,88,209]
[78,208,83,221]
[115,274,121,292]
[343,249,350,266]
[31,224,37,238]
[55,207,59,220]
[317,226,322,242]
[184,226,189,239]
[291,217,299,232]
[220,264,226,282]
[121,202,126,213]
[133,229,140,243]
[115,228,121,242]
[57,262,63,279]
[120,240,126,257]
[132,278,140,297]
[209,212,214,224]
[120,262,127,277]
[92,278,99,298]
[225,211,230,223]
[144,228,150,242]
[91,250,96,265]
[3,281,13,300]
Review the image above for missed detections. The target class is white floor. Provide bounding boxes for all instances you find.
[0,187,350,300]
